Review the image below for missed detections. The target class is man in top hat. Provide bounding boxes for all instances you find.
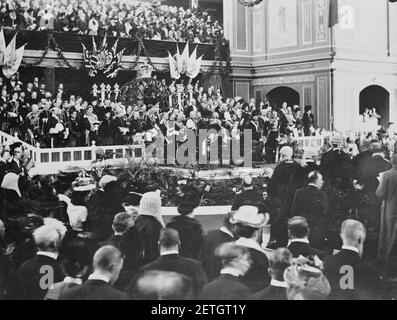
[302,106,315,137]
[230,205,271,293]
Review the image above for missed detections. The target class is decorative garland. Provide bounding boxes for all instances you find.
[122,37,157,73]
[24,31,52,67]
[24,31,80,69]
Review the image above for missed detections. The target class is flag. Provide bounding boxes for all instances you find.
[186,46,197,78]
[188,55,202,79]
[181,42,190,74]
[104,42,125,78]
[168,51,180,79]
[328,0,339,28]
[175,45,183,73]
[4,33,17,65]
[106,48,125,78]
[3,43,25,79]
[0,28,6,65]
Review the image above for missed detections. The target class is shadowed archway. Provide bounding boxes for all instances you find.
[266,86,300,111]
[359,85,390,128]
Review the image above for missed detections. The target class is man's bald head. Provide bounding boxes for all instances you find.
[93,246,123,272]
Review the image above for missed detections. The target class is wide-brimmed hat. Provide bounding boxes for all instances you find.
[98,175,117,188]
[72,177,96,192]
[230,205,268,229]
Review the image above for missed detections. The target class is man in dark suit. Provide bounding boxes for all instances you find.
[15,224,66,300]
[320,136,353,190]
[201,213,236,281]
[287,217,327,259]
[60,246,127,300]
[365,143,392,193]
[352,139,372,185]
[199,243,251,300]
[101,212,134,249]
[302,106,315,136]
[130,228,207,298]
[292,171,328,249]
[355,143,391,258]
[249,248,292,300]
[323,220,372,300]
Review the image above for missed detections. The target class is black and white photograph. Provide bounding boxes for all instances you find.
[0,0,396,308]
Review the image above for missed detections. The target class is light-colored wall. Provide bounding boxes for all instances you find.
[223,0,397,131]
[335,0,389,60]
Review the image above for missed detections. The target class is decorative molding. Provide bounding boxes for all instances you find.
[302,0,313,45]
[252,74,316,86]
[316,0,327,42]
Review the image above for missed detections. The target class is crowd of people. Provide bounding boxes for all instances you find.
[0,0,224,44]
[0,126,396,299]
[0,72,323,164]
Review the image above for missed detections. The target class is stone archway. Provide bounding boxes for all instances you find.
[359,85,390,128]
[266,86,300,111]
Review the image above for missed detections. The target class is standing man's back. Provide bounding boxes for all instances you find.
[15,223,66,300]
[60,246,127,300]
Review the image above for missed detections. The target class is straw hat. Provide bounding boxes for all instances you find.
[230,205,269,229]
[98,175,117,188]
[72,177,96,192]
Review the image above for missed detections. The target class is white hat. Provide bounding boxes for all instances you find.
[1,173,21,197]
[138,191,165,227]
[72,177,97,192]
[98,175,117,188]
[230,205,268,229]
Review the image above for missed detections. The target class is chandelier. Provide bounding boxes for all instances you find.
[238,0,263,7]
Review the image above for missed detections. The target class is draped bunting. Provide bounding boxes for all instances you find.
[2,30,226,62]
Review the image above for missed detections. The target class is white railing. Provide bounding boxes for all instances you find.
[293,136,324,158]
[0,131,145,175]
